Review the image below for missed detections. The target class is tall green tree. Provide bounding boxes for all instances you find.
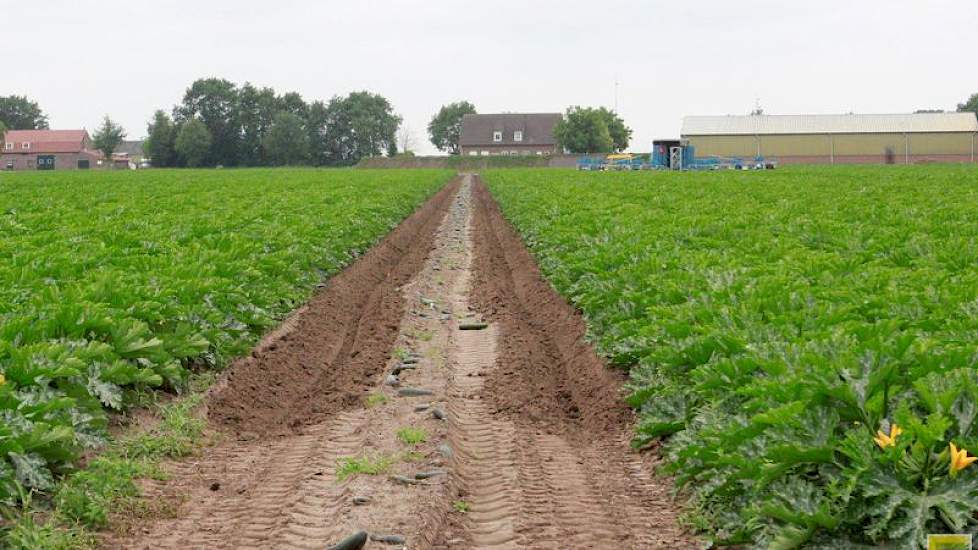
[553,107,614,154]
[315,91,401,166]
[145,110,178,168]
[265,112,309,166]
[175,78,240,166]
[305,100,331,166]
[0,121,6,144]
[595,107,632,152]
[0,95,48,129]
[237,83,279,166]
[92,116,126,164]
[278,92,309,119]
[174,119,213,168]
[958,93,978,116]
[428,101,477,154]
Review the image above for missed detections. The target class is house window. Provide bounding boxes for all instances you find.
[469,151,478,156]
[492,131,502,143]
[536,151,543,156]
[4,143,11,151]
[22,142,30,150]
[480,150,488,156]
[514,131,523,142]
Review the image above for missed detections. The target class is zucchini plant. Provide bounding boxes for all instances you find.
[484,166,978,548]
[0,168,451,510]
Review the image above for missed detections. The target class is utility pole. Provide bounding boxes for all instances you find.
[614,76,620,113]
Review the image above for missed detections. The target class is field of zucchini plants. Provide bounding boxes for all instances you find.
[0,169,450,513]
[484,166,978,549]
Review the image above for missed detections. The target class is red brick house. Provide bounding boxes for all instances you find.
[459,113,562,156]
[1,129,101,170]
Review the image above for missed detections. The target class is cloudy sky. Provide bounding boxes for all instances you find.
[4,0,975,154]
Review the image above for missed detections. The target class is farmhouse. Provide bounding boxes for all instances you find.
[1,129,101,170]
[682,112,978,165]
[459,113,562,156]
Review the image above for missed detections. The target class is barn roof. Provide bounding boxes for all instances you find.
[459,113,562,146]
[114,140,145,156]
[682,113,978,136]
[3,129,91,153]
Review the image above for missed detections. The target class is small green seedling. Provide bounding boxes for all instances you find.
[365,393,388,407]
[336,454,394,481]
[401,451,425,462]
[396,426,428,446]
[453,500,470,513]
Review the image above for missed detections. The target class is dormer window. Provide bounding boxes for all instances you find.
[513,131,523,142]
[21,142,30,150]
[492,131,502,142]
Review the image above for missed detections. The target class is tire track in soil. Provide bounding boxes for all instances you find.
[104,179,461,550]
[438,175,697,549]
[105,174,694,549]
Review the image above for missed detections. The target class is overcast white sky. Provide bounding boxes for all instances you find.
[3,0,975,154]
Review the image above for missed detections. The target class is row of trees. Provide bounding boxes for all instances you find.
[5,91,978,164]
[144,79,402,168]
[426,101,632,155]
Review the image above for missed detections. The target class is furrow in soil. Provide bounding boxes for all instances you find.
[104,179,460,549]
[104,173,695,550]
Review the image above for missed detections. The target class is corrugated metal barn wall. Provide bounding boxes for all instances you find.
[686,133,977,164]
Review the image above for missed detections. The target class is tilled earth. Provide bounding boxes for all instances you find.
[105,175,694,549]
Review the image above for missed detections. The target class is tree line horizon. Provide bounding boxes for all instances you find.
[2,90,978,167]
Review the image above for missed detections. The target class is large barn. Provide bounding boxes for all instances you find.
[681,112,978,165]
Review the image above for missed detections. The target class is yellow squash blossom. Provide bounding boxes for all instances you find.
[874,424,902,449]
[950,442,977,476]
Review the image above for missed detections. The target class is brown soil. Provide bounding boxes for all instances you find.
[207,178,460,437]
[431,177,694,548]
[103,174,694,550]
[467,180,633,436]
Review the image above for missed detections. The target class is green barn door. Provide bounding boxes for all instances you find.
[38,155,55,170]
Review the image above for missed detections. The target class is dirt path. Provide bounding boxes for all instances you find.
[106,175,693,549]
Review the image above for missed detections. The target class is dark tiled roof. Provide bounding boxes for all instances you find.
[114,140,144,156]
[459,113,562,146]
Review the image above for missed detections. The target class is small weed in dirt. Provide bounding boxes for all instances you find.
[393,347,410,361]
[1,486,97,550]
[336,455,395,481]
[396,427,428,446]
[453,500,470,513]
[124,394,206,459]
[414,330,433,342]
[54,394,205,530]
[54,457,162,529]
[400,451,425,462]
[365,393,388,407]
